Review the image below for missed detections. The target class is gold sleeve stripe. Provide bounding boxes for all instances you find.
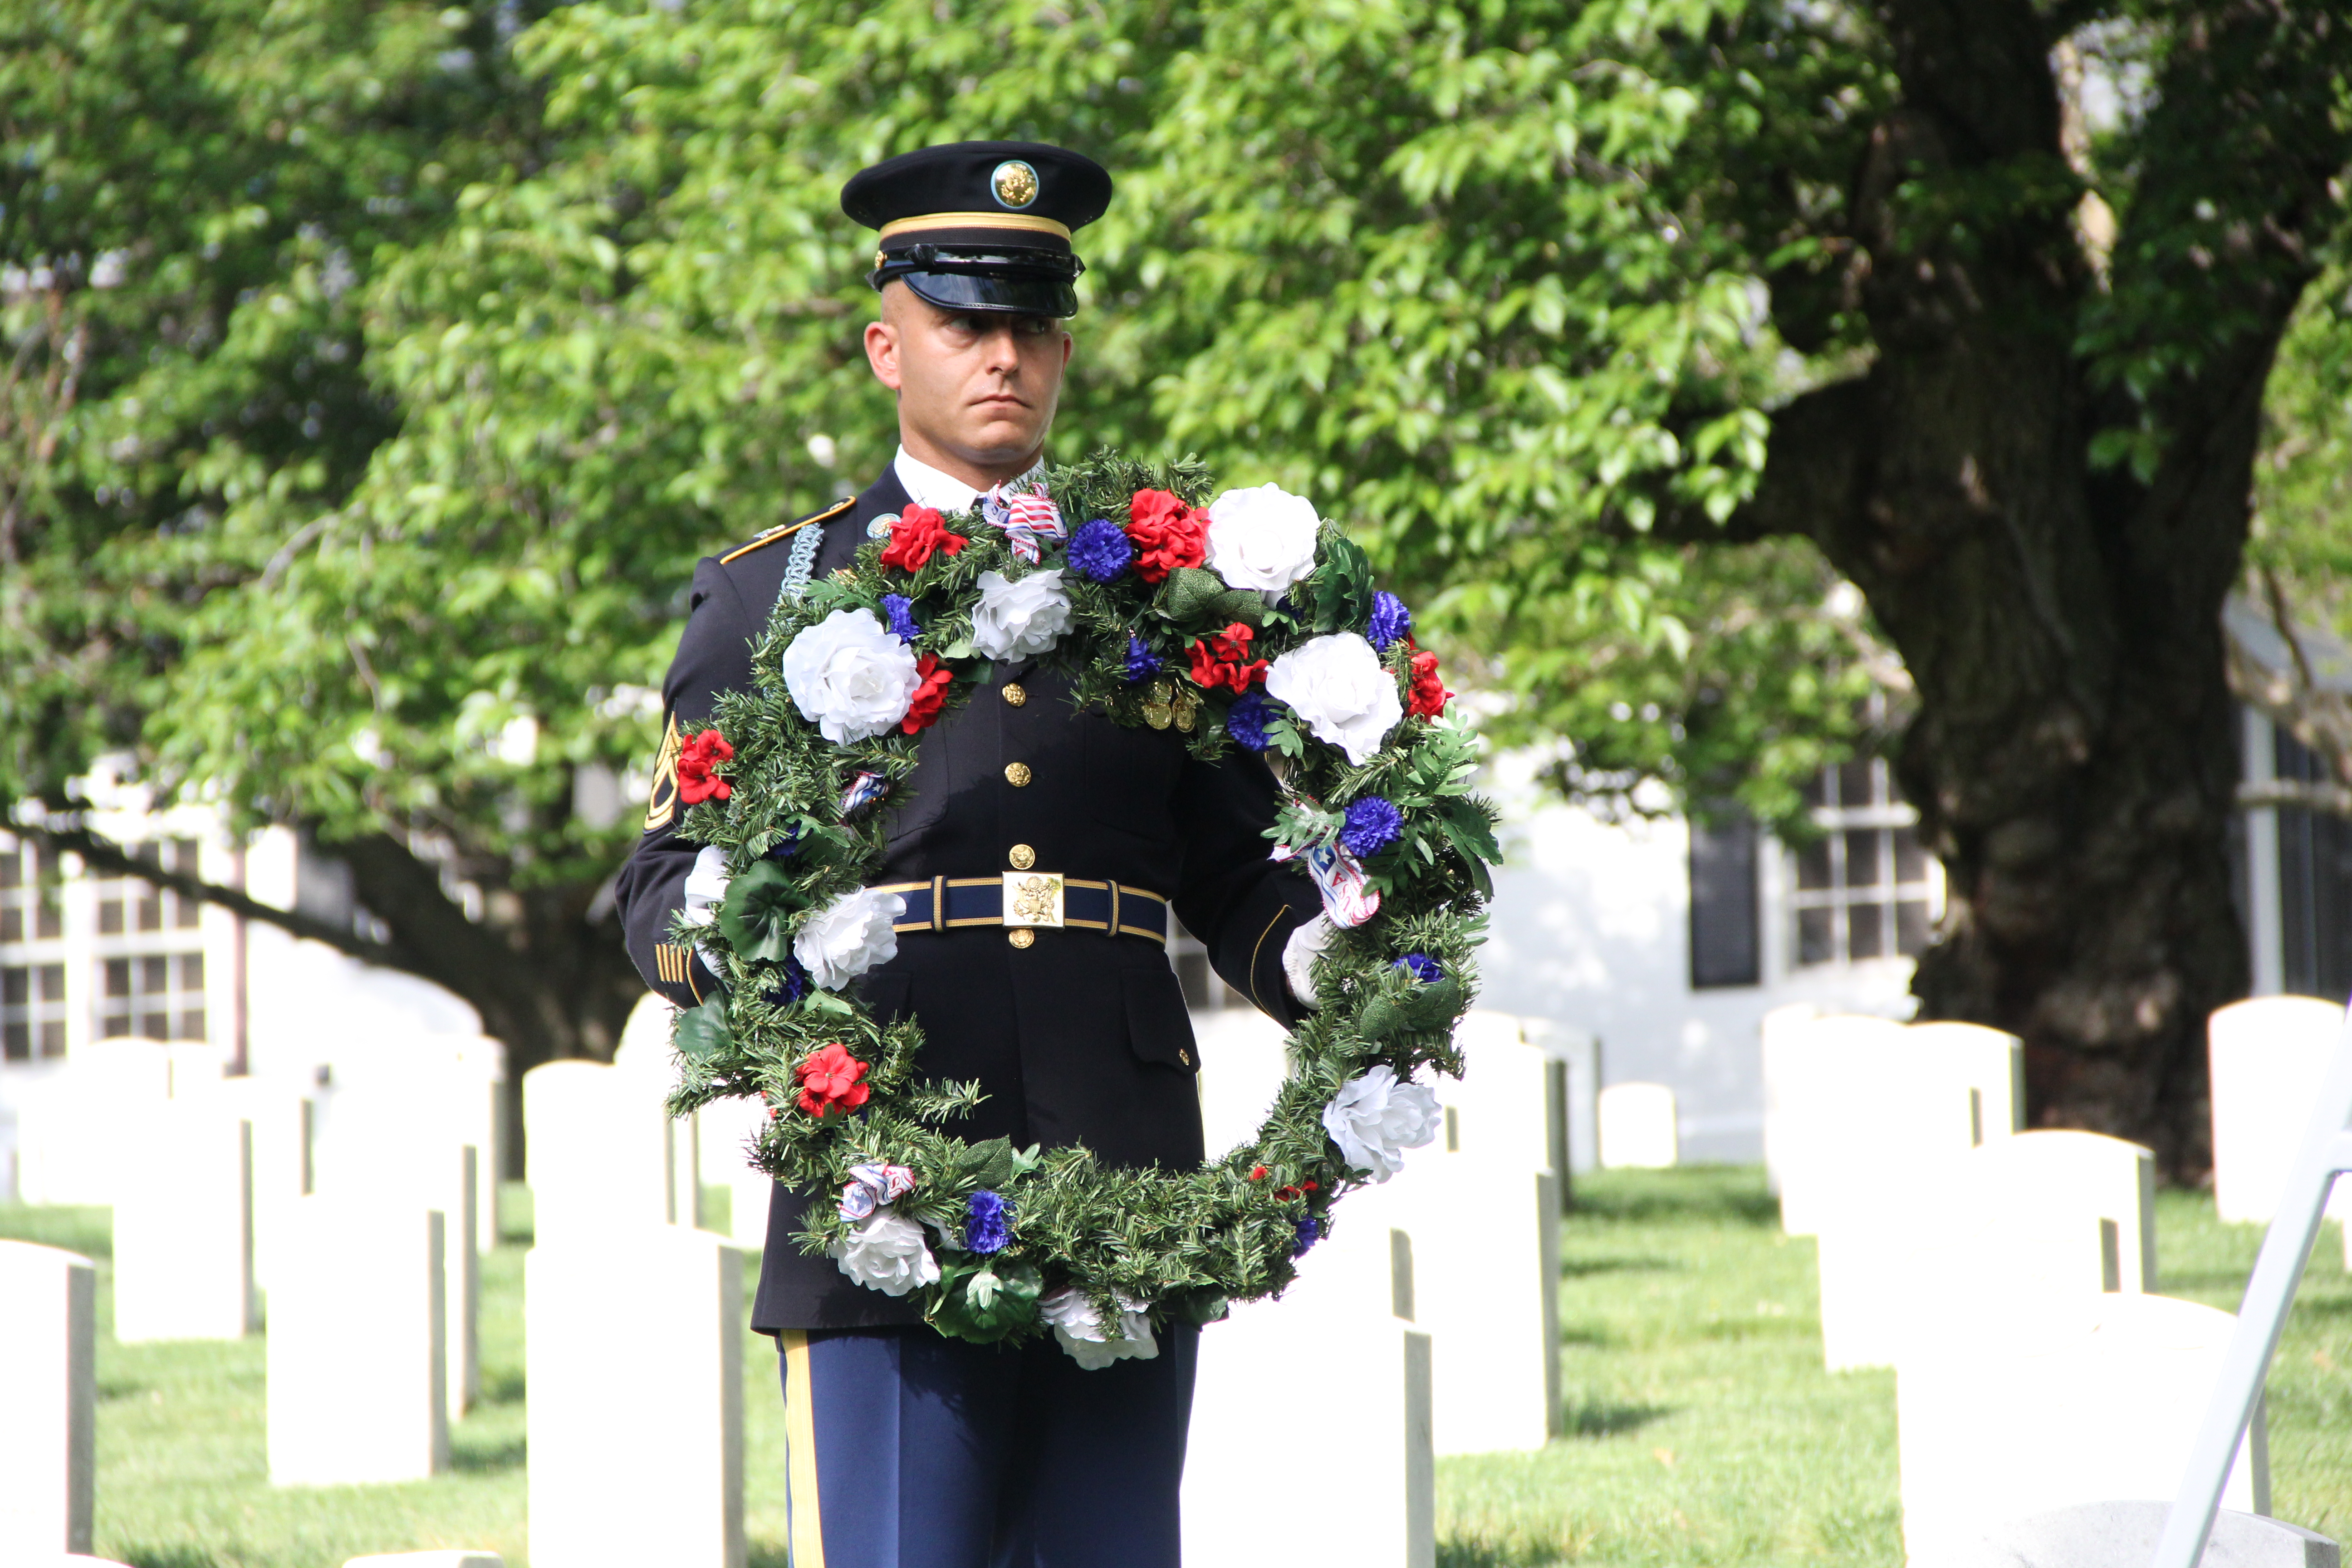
[655,943,691,986]
[720,497,856,565]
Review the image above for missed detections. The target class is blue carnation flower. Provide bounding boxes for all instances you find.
[882,593,921,643]
[765,955,809,1006]
[1226,691,1274,750]
[965,1189,1013,1254]
[1124,634,1162,684]
[1068,518,1134,583]
[1338,795,1405,857]
[1393,952,1443,985]
[1293,1215,1322,1257]
[1367,590,1411,651]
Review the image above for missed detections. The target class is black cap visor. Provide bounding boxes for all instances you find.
[894,270,1078,317]
[869,244,1081,318]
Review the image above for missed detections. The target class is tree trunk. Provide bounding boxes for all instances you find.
[1697,0,2348,1176]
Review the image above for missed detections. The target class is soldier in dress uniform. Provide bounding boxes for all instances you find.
[614,141,1330,1568]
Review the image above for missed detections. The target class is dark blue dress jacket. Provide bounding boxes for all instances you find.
[613,465,1321,1331]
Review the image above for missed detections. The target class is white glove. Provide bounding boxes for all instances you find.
[1282,913,1338,1009]
[679,844,730,970]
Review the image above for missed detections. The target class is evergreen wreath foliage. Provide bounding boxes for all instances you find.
[662,449,1499,1348]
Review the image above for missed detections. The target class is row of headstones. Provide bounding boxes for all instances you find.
[3,999,1586,1568]
[0,1034,505,1563]
[1763,1002,2344,1567]
[520,1000,1597,1568]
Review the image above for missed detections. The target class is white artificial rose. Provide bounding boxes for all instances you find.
[1264,633,1404,765]
[1205,483,1321,595]
[794,886,907,991]
[970,568,1072,660]
[679,843,731,968]
[1038,1286,1159,1371]
[1321,1064,1442,1182]
[782,607,923,743]
[828,1208,941,1297]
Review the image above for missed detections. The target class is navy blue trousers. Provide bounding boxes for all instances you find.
[775,1324,1199,1568]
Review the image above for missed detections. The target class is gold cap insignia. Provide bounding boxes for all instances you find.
[991,160,1040,210]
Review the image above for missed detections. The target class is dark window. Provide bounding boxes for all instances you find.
[1688,811,1761,988]
[2275,728,2352,1001]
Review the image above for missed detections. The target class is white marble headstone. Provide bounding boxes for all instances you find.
[186,1076,313,1290]
[1597,1082,1678,1168]
[0,1241,96,1559]
[697,1093,774,1249]
[1818,1129,2156,1371]
[524,1060,673,1249]
[112,1101,256,1343]
[1183,1186,1434,1568]
[1765,1015,2022,1235]
[1897,1294,2265,1568]
[16,1039,172,1206]
[526,1226,745,1568]
[2208,997,2352,1256]
[267,1196,449,1486]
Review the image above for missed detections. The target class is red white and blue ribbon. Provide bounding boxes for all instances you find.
[840,770,892,820]
[1273,841,1383,928]
[982,484,1067,564]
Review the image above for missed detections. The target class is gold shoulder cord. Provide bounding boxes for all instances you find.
[720,496,856,565]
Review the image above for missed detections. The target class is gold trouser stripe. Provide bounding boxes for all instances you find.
[781,1330,826,1568]
[878,211,1073,242]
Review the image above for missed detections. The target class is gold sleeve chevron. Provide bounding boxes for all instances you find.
[644,715,683,832]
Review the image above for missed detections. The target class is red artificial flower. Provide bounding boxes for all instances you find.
[1302,1180,1319,1193]
[1249,1165,1269,1181]
[1187,622,1269,694]
[794,1042,872,1119]
[1275,1184,1300,1200]
[676,728,735,804]
[1125,488,1209,583]
[1407,649,1451,719]
[880,504,968,572]
[901,653,953,735]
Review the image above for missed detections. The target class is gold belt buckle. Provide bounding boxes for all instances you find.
[1003,872,1065,929]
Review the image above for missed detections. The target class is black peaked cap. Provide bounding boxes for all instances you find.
[842,141,1113,317]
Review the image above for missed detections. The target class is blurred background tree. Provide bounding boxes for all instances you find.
[6,0,2350,1168]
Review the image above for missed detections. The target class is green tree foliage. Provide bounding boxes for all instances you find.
[9,0,2351,1165]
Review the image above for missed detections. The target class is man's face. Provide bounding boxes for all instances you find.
[863,285,1072,477]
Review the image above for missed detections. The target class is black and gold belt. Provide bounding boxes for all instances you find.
[875,874,1171,946]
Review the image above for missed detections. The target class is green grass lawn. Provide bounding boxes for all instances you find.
[5,1167,2347,1568]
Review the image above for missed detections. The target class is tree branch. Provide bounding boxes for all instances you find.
[13,817,412,968]
[2238,778,2352,818]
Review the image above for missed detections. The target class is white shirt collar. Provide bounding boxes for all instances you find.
[892,445,1044,514]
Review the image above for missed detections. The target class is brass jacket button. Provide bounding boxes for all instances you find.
[1008,927,1035,949]
[1004,762,1032,787]
[1002,681,1027,707]
[1009,843,1037,870]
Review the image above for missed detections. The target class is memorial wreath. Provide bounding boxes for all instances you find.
[662,450,1499,1365]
